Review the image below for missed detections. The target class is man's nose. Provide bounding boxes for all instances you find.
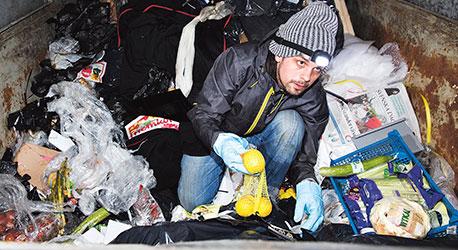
[300,66,314,82]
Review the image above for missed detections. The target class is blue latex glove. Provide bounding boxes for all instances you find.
[212,133,250,174]
[294,179,324,233]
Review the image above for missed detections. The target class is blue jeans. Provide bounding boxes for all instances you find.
[178,110,305,211]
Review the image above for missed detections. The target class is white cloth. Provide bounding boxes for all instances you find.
[175,1,232,97]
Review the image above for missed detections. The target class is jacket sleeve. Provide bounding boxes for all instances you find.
[289,84,329,185]
[187,47,242,149]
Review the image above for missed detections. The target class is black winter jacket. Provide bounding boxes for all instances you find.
[188,42,329,184]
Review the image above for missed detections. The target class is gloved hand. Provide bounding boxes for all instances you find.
[293,179,324,233]
[212,132,250,174]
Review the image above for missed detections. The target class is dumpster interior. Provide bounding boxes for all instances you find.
[0,0,457,248]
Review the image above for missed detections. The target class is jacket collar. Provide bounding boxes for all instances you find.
[256,43,284,93]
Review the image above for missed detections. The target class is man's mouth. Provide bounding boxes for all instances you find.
[293,82,307,90]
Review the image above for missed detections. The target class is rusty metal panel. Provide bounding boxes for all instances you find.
[404,0,458,21]
[0,3,61,155]
[0,0,48,30]
[346,0,458,194]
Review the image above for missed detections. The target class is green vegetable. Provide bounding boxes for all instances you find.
[357,160,415,179]
[319,155,392,177]
[72,207,110,235]
[371,177,427,206]
[357,162,389,179]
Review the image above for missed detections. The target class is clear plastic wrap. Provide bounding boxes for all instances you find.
[418,150,458,209]
[326,34,408,90]
[22,130,49,146]
[48,37,82,70]
[227,0,268,16]
[47,81,156,215]
[0,174,72,241]
[370,197,431,239]
[322,189,347,225]
[131,185,165,226]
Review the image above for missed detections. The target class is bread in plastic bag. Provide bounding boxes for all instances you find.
[370,197,431,239]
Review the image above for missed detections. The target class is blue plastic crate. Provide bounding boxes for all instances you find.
[330,130,458,238]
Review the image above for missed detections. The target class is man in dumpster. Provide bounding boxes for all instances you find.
[178,2,338,233]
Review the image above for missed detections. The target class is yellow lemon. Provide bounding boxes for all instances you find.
[235,195,256,217]
[241,149,265,174]
[256,197,272,217]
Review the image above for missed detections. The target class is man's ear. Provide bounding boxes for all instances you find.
[275,56,283,63]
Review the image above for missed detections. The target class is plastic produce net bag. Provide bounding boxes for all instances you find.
[235,170,272,218]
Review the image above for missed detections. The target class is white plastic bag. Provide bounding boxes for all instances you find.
[47,81,156,215]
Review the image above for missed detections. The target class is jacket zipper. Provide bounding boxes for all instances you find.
[248,80,259,89]
[268,92,285,116]
[244,87,275,135]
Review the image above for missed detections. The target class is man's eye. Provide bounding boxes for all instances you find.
[313,67,323,73]
[297,60,306,66]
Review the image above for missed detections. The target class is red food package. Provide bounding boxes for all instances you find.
[131,185,165,226]
[26,214,60,242]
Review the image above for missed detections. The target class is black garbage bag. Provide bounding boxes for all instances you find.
[47,0,115,54]
[151,189,181,222]
[0,148,17,176]
[7,98,60,133]
[31,58,93,97]
[227,0,303,16]
[94,47,123,101]
[126,129,182,192]
[119,90,192,191]
[132,64,173,100]
[117,0,228,102]
[112,218,303,244]
[237,0,344,56]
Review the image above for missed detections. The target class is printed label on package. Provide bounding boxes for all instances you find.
[125,116,180,139]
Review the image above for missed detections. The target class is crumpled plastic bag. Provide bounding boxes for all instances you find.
[417,150,458,209]
[48,37,82,70]
[0,174,73,241]
[326,34,408,91]
[322,189,348,225]
[46,81,156,215]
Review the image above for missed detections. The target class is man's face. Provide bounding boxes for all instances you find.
[275,55,322,96]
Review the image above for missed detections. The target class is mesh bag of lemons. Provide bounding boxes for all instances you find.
[234,149,273,218]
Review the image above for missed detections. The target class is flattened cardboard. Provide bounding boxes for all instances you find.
[14,143,59,191]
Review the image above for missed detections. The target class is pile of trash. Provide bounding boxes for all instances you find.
[1,0,458,246]
[3,0,268,243]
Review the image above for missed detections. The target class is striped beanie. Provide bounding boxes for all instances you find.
[269,2,338,58]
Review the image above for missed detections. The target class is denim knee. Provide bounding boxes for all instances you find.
[270,110,305,148]
[177,154,223,212]
[178,186,205,212]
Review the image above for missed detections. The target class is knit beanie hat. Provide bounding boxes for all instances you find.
[269,2,338,58]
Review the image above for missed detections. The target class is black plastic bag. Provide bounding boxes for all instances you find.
[7,98,60,133]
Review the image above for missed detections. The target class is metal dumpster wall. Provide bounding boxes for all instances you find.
[346,0,458,194]
[0,3,63,155]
